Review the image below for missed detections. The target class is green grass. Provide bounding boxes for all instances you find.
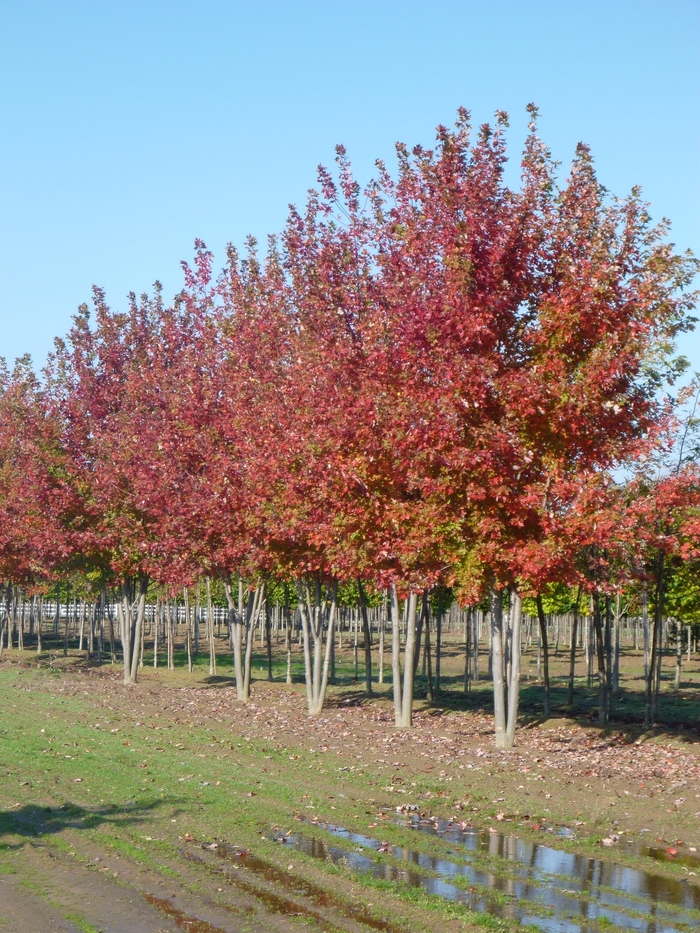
[0,660,697,933]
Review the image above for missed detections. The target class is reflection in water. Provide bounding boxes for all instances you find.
[277,817,700,933]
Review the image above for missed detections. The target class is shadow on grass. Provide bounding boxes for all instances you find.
[0,799,166,848]
[200,675,238,688]
[412,673,700,742]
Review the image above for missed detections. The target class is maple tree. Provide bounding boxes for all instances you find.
[43,285,202,683]
[348,106,698,742]
[0,356,75,658]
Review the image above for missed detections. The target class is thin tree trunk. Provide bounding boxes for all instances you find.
[412,601,425,680]
[492,583,507,748]
[604,595,613,718]
[567,587,582,707]
[183,587,193,674]
[504,587,522,748]
[308,582,338,716]
[129,579,148,683]
[535,595,551,716]
[265,597,273,681]
[391,586,403,725]
[423,593,434,704]
[592,591,608,726]
[64,584,70,657]
[463,607,471,694]
[353,609,359,681]
[297,578,337,715]
[297,581,314,709]
[284,584,292,684]
[613,595,621,696]
[139,603,145,669]
[435,598,442,692]
[223,579,244,696]
[153,599,160,668]
[378,592,386,684]
[206,578,217,676]
[120,577,149,684]
[167,597,175,670]
[398,592,418,728]
[242,584,263,702]
[36,596,43,655]
[78,599,85,652]
[357,580,373,696]
[645,552,664,728]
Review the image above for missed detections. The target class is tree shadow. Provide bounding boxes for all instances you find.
[414,673,700,743]
[0,798,168,848]
[323,688,374,708]
[200,675,239,688]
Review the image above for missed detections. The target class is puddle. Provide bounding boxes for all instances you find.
[641,845,700,870]
[212,845,400,932]
[274,818,700,933]
[145,894,230,933]
[402,813,700,911]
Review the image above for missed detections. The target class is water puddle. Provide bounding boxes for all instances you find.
[641,845,700,870]
[274,817,700,933]
[402,813,700,910]
[145,894,230,933]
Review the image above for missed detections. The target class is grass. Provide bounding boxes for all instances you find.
[0,637,699,932]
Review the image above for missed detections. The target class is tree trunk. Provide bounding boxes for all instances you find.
[535,595,551,717]
[391,586,403,725]
[153,599,160,668]
[63,585,70,657]
[592,591,608,725]
[645,552,664,728]
[504,587,522,748]
[357,581,373,696]
[378,592,386,684]
[613,595,622,698]
[183,587,193,674]
[119,576,149,685]
[398,592,418,728]
[567,588,582,707]
[265,598,273,681]
[205,578,217,676]
[463,607,471,694]
[435,598,442,692]
[491,583,507,748]
[297,578,337,716]
[242,584,264,702]
[604,595,613,718]
[36,596,43,655]
[423,593,434,704]
[167,597,175,670]
[411,601,425,680]
[284,584,293,684]
[78,598,85,653]
[223,578,245,696]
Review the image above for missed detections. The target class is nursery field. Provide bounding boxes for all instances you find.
[1,639,700,933]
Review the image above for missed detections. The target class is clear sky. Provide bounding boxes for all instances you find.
[1,0,698,373]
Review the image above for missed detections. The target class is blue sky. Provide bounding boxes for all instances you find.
[1,0,698,372]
